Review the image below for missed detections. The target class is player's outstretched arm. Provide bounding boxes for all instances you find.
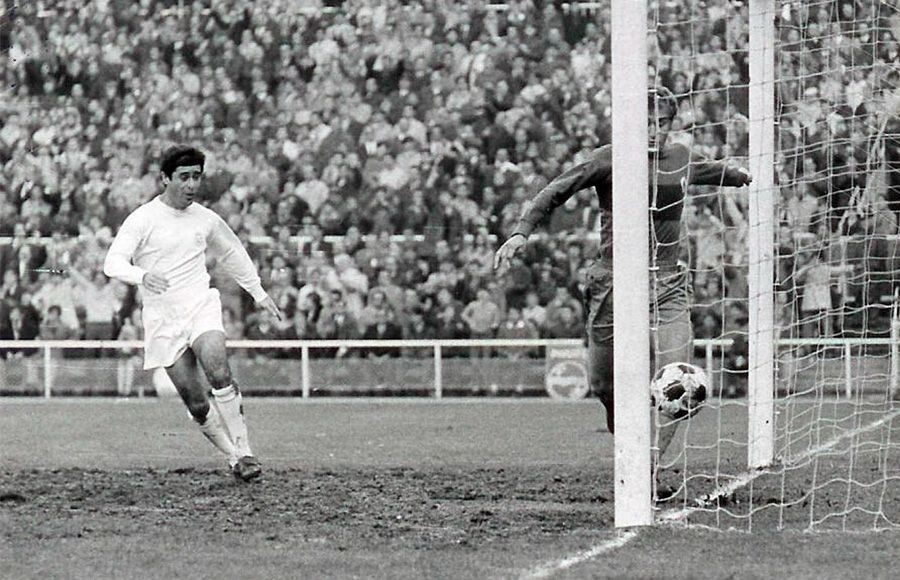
[495,147,613,272]
[207,215,281,320]
[512,147,613,239]
[688,151,753,188]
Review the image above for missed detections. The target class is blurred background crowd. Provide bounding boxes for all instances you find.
[1,0,899,360]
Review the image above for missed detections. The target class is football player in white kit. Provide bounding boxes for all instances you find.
[104,145,283,481]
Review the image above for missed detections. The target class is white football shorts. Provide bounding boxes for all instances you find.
[141,288,226,370]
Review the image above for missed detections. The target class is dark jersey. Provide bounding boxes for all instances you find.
[512,143,751,269]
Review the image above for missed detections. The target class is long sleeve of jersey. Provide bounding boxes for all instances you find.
[512,146,612,237]
[104,214,148,286]
[207,215,269,304]
[689,152,752,187]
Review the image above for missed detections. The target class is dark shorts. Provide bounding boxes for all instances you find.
[584,261,694,374]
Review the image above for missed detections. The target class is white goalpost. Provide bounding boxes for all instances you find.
[611,0,652,528]
[609,0,780,529]
[747,0,777,470]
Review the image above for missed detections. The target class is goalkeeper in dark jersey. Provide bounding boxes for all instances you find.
[494,87,752,461]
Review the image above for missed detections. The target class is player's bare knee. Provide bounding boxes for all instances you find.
[186,398,211,422]
[205,366,232,391]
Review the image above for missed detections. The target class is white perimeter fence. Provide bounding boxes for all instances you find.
[0,335,897,399]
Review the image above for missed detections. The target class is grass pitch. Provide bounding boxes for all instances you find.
[1,398,898,579]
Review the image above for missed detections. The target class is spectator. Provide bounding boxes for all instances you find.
[5,303,40,353]
[430,287,467,356]
[39,304,76,340]
[423,259,464,297]
[245,311,285,360]
[71,268,121,355]
[544,304,582,339]
[370,269,405,315]
[319,290,361,341]
[0,270,24,306]
[354,231,395,279]
[359,288,391,333]
[532,263,563,306]
[362,307,402,358]
[797,246,834,340]
[298,219,332,270]
[544,286,583,331]
[297,267,330,312]
[521,290,548,335]
[286,308,316,340]
[333,253,370,297]
[502,254,533,310]
[496,307,540,359]
[461,287,502,358]
[294,164,329,217]
[0,303,40,388]
[398,305,427,351]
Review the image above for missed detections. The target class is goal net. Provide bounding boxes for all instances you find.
[650,0,900,530]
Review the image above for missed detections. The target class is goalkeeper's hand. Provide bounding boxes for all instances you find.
[493,233,527,272]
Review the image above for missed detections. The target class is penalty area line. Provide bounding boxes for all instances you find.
[519,529,639,579]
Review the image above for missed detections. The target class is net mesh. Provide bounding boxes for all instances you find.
[652,0,900,531]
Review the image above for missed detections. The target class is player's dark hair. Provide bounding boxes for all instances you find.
[650,86,678,122]
[160,145,205,179]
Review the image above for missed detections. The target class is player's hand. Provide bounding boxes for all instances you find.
[142,271,169,294]
[493,233,527,272]
[738,167,752,185]
[258,295,283,322]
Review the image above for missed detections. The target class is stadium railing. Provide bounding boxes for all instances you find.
[0,336,895,400]
[0,339,732,399]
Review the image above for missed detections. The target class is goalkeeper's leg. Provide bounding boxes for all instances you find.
[585,265,616,432]
[589,340,615,433]
[654,271,696,460]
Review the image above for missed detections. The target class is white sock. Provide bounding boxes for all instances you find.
[193,405,239,467]
[211,384,253,458]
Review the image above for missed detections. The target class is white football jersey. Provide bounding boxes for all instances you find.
[104,197,267,305]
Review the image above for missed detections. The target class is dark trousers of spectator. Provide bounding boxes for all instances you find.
[84,322,115,358]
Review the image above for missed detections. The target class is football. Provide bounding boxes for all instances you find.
[650,362,709,420]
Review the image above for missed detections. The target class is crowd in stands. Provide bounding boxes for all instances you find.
[1,0,899,359]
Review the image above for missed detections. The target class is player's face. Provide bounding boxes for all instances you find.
[162,165,203,209]
[648,114,672,153]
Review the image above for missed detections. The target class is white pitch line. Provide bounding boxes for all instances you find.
[520,530,639,579]
[521,405,900,578]
[660,406,900,523]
